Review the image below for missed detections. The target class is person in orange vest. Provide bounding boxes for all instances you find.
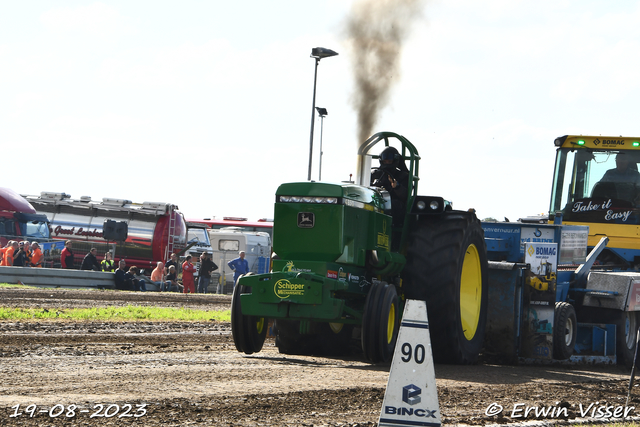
[0,242,9,265]
[30,242,43,267]
[181,255,196,294]
[0,242,8,266]
[0,241,18,266]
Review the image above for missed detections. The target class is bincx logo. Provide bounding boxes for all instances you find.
[402,384,421,405]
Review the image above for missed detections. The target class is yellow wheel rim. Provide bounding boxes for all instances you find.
[386,301,396,344]
[255,317,265,334]
[329,322,344,334]
[460,244,482,341]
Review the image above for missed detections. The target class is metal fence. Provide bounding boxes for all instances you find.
[0,266,115,289]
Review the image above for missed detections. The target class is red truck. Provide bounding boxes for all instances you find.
[0,187,51,247]
[21,192,188,270]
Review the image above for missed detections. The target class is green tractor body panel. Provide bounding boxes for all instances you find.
[273,182,391,266]
[239,180,404,323]
[239,268,363,321]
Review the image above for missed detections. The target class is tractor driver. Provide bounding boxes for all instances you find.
[601,153,640,185]
[597,153,640,202]
[371,146,409,226]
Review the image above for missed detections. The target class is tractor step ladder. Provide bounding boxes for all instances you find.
[165,207,176,262]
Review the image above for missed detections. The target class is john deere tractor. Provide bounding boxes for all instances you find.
[232,132,488,364]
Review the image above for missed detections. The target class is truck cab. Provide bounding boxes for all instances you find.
[0,187,50,246]
[549,135,640,268]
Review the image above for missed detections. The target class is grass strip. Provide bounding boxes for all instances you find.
[0,283,44,289]
[0,305,231,322]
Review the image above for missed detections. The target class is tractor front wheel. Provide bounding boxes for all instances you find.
[274,320,314,355]
[362,283,400,363]
[403,211,488,365]
[319,322,354,356]
[231,277,268,355]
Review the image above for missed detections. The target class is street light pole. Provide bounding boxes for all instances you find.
[315,107,328,181]
[307,47,338,181]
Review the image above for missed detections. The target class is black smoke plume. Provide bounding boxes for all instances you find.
[345,0,426,143]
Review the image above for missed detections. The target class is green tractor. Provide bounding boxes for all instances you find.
[232,132,488,364]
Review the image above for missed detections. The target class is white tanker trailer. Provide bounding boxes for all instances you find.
[22,192,188,271]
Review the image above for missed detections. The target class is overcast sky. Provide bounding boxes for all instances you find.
[3,1,640,222]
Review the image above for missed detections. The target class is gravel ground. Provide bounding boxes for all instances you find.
[0,287,639,426]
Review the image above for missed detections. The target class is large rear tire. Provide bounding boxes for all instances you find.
[403,211,488,364]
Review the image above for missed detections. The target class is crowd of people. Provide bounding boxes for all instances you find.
[1,239,251,294]
[0,240,43,267]
[148,252,221,294]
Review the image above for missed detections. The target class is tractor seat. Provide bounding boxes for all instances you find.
[591,181,617,199]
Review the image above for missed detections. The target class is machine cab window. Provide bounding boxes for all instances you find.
[550,146,640,224]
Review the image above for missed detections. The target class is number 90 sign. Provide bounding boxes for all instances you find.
[400,342,426,364]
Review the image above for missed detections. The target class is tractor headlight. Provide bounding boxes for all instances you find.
[278,196,340,204]
[411,196,446,214]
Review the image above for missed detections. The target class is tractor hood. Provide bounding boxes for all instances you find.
[275,182,386,212]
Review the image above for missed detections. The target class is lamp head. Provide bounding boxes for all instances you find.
[315,107,328,116]
[311,47,338,59]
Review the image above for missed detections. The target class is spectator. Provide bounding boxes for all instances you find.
[101,252,115,272]
[198,252,218,294]
[23,241,31,266]
[165,253,178,275]
[1,241,18,266]
[114,260,132,290]
[151,261,168,291]
[30,242,43,267]
[0,241,12,265]
[228,251,249,286]
[13,242,28,267]
[128,266,147,292]
[81,248,101,271]
[60,240,74,269]
[165,265,178,292]
[181,255,196,294]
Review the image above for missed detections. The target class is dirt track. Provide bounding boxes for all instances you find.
[1,287,639,426]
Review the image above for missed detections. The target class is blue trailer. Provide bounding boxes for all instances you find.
[482,134,640,366]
